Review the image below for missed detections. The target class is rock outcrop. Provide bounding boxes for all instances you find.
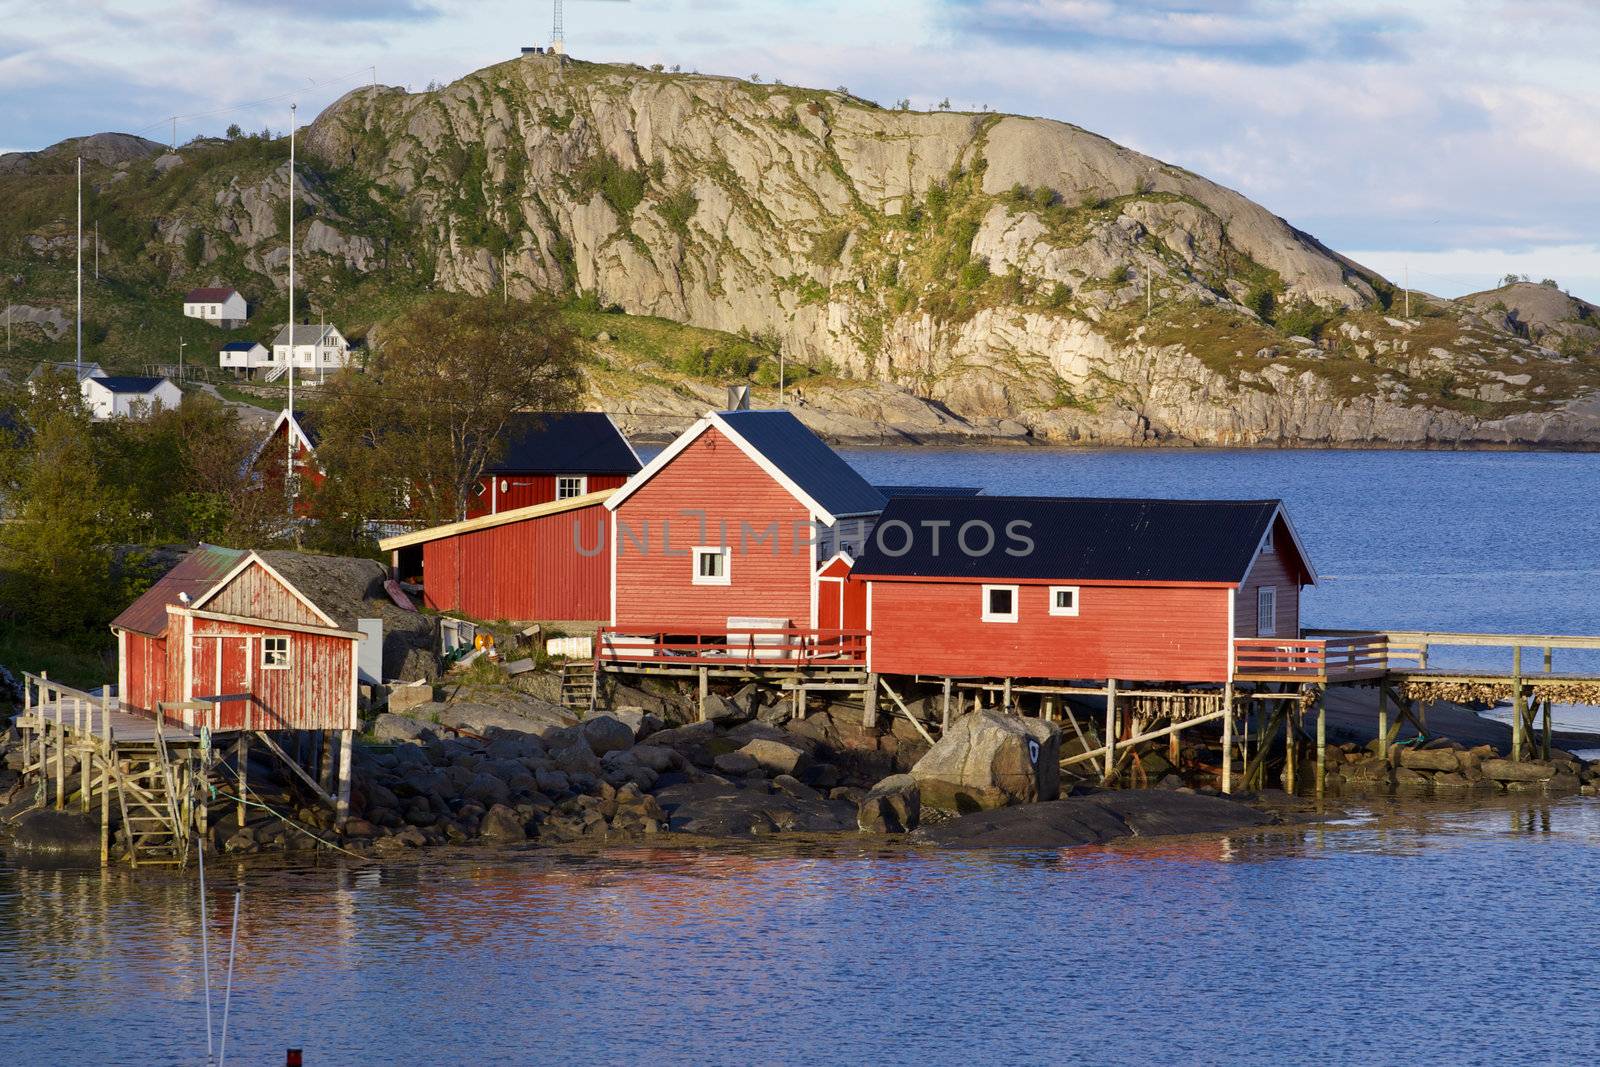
[911,711,1060,812]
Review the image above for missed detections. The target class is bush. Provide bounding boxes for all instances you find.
[1243,283,1275,320]
[810,227,851,265]
[959,258,991,290]
[658,186,697,238]
[578,154,648,217]
[1274,299,1335,341]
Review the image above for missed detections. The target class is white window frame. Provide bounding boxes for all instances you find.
[1257,586,1277,637]
[261,635,292,670]
[981,584,1019,623]
[692,545,731,586]
[1048,585,1081,617]
[556,475,588,500]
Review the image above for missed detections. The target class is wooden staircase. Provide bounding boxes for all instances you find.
[112,736,191,867]
[560,660,598,714]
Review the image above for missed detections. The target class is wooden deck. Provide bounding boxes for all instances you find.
[19,701,199,746]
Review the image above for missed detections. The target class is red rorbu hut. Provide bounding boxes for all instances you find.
[850,495,1316,684]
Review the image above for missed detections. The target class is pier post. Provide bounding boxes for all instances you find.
[1315,691,1327,799]
[862,673,880,729]
[941,677,953,733]
[1221,684,1234,795]
[1002,676,1012,714]
[55,700,65,810]
[237,733,250,828]
[1510,646,1524,762]
[1102,678,1118,784]
[1376,686,1389,762]
[1284,702,1297,795]
[78,698,90,813]
[100,692,112,866]
[335,729,353,828]
[697,667,709,723]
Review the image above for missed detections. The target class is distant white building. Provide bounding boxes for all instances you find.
[271,324,352,378]
[183,287,248,328]
[219,340,271,377]
[80,375,182,421]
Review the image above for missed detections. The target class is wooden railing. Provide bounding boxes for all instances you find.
[597,627,869,669]
[1234,634,1391,681]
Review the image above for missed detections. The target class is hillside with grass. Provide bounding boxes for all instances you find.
[4,56,1600,446]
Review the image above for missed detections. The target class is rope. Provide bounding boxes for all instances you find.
[208,759,368,860]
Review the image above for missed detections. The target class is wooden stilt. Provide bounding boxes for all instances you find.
[78,699,90,813]
[1315,692,1327,799]
[100,693,112,866]
[862,673,880,729]
[1285,704,1297,795]
[335,729,353,828]
[319,730,336,795]
[1002,676,1012,714]
[1102,678,1118,784]
[237,733,250,828]
[1510,646,1524,762]
[698,667,709,723]
[941,677,953,733]
[1221,684,1234,795]
[1376,686,1389,762]
[54,700,65,810]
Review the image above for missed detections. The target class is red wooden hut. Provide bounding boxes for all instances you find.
[851,496,1316,684]
[603,410,886,642]
[111,545,364,733]
[379,491,613,623]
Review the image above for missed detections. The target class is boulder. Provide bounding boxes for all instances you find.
[629,744,678,773]
[858,774,920,833]
[550,739,603,778]
[653,781,856,837]
[918,790,1276,849]
[1399,748,1459,773]
[479,804,527,842]
[738,738,809,777]
[713,751,759,776]
[462,772,510,808]
[535,768,571,795]
[387,683,436,715]
[10,809,101,856]
[581,714,636,755]
[910,711,1060,812]
[1482,758,1555,783]
[607,707,663,739]
[702,692,753,726]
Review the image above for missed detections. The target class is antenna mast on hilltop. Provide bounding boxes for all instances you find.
[552,0,566,54]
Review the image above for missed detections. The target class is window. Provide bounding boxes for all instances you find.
[1048,585,1080,617]
[556,476,588,500]
[262,636,291,670]
[982,584,1019,623]
[1257,586,1277,637]
[693,546,731,586]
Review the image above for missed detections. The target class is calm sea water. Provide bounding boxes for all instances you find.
[7,447,1600,1065]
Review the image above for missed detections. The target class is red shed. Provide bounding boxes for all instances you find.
[111,546,362,732]
[379,490,613,623]
[604,410,886,637]
[852,496,1316,684]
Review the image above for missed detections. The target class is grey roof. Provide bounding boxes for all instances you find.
[853,495,1293,584]
[717,409,886,518]
[29,361,103,382]
[93,375,170,394]
[273,324,339,346]
[876,484,984,498]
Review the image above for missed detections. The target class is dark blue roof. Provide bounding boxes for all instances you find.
[489,412,641,475]
[876,484,984,498]
[718,410,886,518]
[221,341,261,351]
[94,376,169,394]
[853,495,1284,583]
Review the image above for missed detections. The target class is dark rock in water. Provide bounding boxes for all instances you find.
[653,781,856,837]
[917,790,1278,849]
[479,804,528,842]
[858,774,920,833]
[9,809,101,856]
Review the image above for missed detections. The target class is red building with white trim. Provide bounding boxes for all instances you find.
[852,496,1316,684]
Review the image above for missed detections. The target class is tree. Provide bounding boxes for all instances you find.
[311,294,583,536]
[226,123,243,139]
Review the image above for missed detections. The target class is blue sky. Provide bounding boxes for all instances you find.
[3,0,1599,301]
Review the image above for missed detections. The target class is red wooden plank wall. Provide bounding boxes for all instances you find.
[1234,521,1302,638]
[206,563,325,628]
[612,427,813,632]
[466,473,629,518]
[190,617,356,730]
[868,579,1234,682]
[421,501,610,622]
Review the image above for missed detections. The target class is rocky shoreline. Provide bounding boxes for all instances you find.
[3,671,1598,864]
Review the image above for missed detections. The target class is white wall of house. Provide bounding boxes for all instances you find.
[272,329,352,371]
[219,343,270,369]
[81,379,183,420]
[184,292,248,324]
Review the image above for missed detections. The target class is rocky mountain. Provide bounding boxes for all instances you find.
[5,56,1600,446]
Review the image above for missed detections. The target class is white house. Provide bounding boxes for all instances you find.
[29,361,105,387]
[219,340,271,377]
[80,375,182,421]
[183,287,248,328]
[271,324,352,379]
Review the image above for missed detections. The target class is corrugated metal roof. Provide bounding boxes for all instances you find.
[717,410,886,518]
[852,495,1283,584]
[273,324,339,346]
[111,544,247,637]
[91,375,169,394]
[875,484,984,498]
[490,412,641,475]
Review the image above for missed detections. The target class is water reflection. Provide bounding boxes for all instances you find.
[4,795,1600,1065]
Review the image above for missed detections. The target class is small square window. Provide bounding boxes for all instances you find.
[1049,585,1080,617]
[693,546,730,586]
[262,636,291,670]
[981,584,1019,623]
[557,476,588,500]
